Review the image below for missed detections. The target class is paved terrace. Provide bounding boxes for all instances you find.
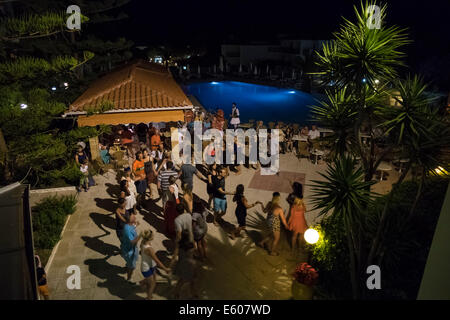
[46,153,397,300]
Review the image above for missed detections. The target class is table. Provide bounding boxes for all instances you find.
[378,162,392,181]
[292,135,308,141]
[311,150,324,165]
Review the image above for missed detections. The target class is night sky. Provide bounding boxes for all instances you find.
[115,0,449,45]
[104,0,450,86]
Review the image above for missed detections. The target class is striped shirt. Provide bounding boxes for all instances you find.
[158,169,178,190]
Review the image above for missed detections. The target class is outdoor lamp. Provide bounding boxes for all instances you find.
[20,103,28,109]
[51,86,57,91]
[304,228,320,244]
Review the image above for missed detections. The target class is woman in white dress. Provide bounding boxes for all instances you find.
[230,102,240,129]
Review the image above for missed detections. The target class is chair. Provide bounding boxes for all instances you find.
[297,141,310,158]
[311,140,321,152]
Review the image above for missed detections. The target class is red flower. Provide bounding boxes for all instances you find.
[293,262,319,286]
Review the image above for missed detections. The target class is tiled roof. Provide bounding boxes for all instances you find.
[68,60,192,113]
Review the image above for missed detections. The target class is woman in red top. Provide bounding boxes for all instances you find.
[288,197,308,253]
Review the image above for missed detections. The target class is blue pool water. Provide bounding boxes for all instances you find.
[185,81,319,125]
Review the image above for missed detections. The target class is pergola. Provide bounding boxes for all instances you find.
[64,59,194,126]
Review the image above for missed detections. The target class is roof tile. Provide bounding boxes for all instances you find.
[69,60,192,112]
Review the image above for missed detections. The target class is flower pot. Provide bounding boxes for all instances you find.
[291,280,313,300]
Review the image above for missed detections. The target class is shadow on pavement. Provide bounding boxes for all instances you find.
[89,212,116,235]
[84,256,144,300]
[82,235,120,257]
[94,197,117,213]
[192,227,296,300]
[105,183,121,198]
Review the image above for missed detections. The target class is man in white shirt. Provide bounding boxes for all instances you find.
[308,125,320,140]
[173,203,194,258]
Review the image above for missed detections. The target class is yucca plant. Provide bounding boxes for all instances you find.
[368,76,450,264]
[310,87,359,158]
[315,1,410,89]
[309,156,376,299]
[312,0,410,184]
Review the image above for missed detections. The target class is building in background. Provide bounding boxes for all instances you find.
[221,38,327,68]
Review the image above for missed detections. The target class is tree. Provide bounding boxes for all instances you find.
[313,0,410,182]
[0,2,115,186]
[309,1,449,299]
[310,156,376,298]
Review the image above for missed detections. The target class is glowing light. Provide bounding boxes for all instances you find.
[288,90,296,94]
[64,82,69,87]
[210,81,219,85]
[183,66,187,70]
[433,166,448,176]
[20,103,28,109]
[304,228,320,244]
[51,86,57,91]
[362,78,367,83]
[374,79,380,84]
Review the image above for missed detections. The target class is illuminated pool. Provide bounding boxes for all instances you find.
[185,81,318,124]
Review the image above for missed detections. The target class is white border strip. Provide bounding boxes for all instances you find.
[30,186,76,194]
[63,105,194,117]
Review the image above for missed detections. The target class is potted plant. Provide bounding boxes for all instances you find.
[292,262,318,300]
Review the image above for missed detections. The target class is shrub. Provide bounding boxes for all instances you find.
[308,177,449,299]
[308,216,351,299]
[363,177,449,299]
[32,195,77,249]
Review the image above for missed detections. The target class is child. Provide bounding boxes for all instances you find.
[230,184,260,239]
[79,160,89,192]
[139,230,170,300]
[35,256,50,300]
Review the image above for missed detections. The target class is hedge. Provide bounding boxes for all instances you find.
[32,195,77,249]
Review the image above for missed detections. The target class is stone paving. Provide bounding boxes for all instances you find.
[46,153,398,300]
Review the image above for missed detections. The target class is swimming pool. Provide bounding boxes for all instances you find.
[185,81,319,125]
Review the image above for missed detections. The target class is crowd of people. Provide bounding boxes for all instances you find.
[71,105,312,300]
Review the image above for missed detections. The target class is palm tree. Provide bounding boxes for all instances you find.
[367,75,450,264]
[309,156,376,299]
[310,87,358,158]
[313,0,410,183]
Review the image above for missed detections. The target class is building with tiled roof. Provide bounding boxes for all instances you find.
[64,60,193,126]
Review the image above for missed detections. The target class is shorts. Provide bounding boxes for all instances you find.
[213,198,227,213]
[38,284,49,297]
[236,210,247,227]
[141,267,156,278]
[135,180,147,195]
